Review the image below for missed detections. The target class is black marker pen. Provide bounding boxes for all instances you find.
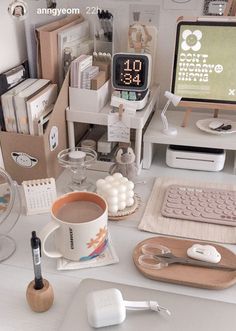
[31,231,44,290]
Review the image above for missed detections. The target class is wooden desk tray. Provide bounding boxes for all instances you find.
[133,236,236,290]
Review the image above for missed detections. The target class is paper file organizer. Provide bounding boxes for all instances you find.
[0,74,69,184]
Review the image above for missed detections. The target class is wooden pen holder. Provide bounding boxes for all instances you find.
[26,279,54,312]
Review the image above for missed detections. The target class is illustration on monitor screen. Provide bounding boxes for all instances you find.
[171,20,236,104]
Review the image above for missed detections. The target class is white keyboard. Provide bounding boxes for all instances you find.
[161,185,236,226]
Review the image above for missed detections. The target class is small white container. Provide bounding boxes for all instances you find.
[69,80,111,113]
[81,139,97,151]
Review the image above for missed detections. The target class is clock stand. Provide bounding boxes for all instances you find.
[110,89,150,111]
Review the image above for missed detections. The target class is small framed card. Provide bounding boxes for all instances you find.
[203,0,228,16]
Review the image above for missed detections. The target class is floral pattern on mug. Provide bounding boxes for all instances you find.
[80,226,108,261]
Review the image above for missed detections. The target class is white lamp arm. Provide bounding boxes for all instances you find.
[161,99,171,131]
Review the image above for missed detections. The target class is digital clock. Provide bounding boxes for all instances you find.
[112,53,151,91]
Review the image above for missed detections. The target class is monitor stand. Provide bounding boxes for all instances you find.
[181,106,219,128]
[143,109,236,170]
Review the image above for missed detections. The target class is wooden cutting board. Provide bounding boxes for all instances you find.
[133,236,236,290]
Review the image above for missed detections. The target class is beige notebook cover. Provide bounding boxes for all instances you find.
[36,14,84,84]
[26,84,58,135]
[1,79,36,133]
[14,79,50,134]
[57,20,90,86]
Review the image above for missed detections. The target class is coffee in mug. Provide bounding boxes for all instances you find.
[39,192,108,261]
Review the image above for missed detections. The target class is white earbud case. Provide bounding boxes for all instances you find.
[86,288,126,328]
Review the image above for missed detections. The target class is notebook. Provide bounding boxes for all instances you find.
[1,79,36,132]
[14,79,50,134]
[33,104,54,136]
[2,64,25,90]
[59,278,236,331]
[0,60,29,96]
[36,15,84,85]
[57,21,90,86]
[26,84,57,135]
[70,55,93,88]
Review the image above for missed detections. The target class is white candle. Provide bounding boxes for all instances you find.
[69,151,86,161]
[96,173,135,213]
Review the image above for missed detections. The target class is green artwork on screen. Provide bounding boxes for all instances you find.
[172,22,236,103]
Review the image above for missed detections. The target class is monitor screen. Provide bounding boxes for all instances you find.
[171,20,236,104]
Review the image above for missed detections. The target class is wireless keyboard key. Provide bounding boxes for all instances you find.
[161,185,236,226]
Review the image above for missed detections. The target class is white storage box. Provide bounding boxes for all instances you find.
[69,80,110,112]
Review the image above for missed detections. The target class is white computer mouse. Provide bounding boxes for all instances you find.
[187,244,221,263]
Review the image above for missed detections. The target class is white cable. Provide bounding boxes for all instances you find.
[124,300,171,316]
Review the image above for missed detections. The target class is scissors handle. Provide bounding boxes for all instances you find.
[154,254,236,271]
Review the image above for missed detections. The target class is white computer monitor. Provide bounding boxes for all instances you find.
[171,17,236,105]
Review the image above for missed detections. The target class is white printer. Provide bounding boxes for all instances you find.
[166,145,226,172]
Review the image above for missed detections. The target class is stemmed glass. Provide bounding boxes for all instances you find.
[58,147,97,191]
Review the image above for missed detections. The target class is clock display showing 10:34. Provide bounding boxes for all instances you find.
[112,53,151,91]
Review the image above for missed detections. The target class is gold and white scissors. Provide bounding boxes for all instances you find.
[138,244,236,271]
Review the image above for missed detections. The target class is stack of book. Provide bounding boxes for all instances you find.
[1,79,58,135]
[0,61,30,131]
[70,55,93,88]
[70,53,110,91]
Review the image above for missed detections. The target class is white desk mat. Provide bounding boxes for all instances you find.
[138,177,236,244]
[59,278,236,331]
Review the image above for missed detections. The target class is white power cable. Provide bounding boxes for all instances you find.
[124,300,171,316]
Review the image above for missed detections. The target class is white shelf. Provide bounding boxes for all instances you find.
[66,85,160,129]
[66,85,160,170]
[143,109,236,169]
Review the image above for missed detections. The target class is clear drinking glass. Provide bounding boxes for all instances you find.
[58,147,97,191]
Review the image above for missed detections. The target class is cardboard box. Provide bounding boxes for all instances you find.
[92,60,111,81]
[91,71,106,90]
[69,80,110,113]
[0,74,69,184]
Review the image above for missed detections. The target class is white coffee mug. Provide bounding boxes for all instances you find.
[39,192,108,261]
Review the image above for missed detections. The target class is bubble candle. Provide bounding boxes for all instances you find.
[96,173,135,214]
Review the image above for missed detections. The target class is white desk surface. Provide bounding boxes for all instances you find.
[2,152,236,331]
